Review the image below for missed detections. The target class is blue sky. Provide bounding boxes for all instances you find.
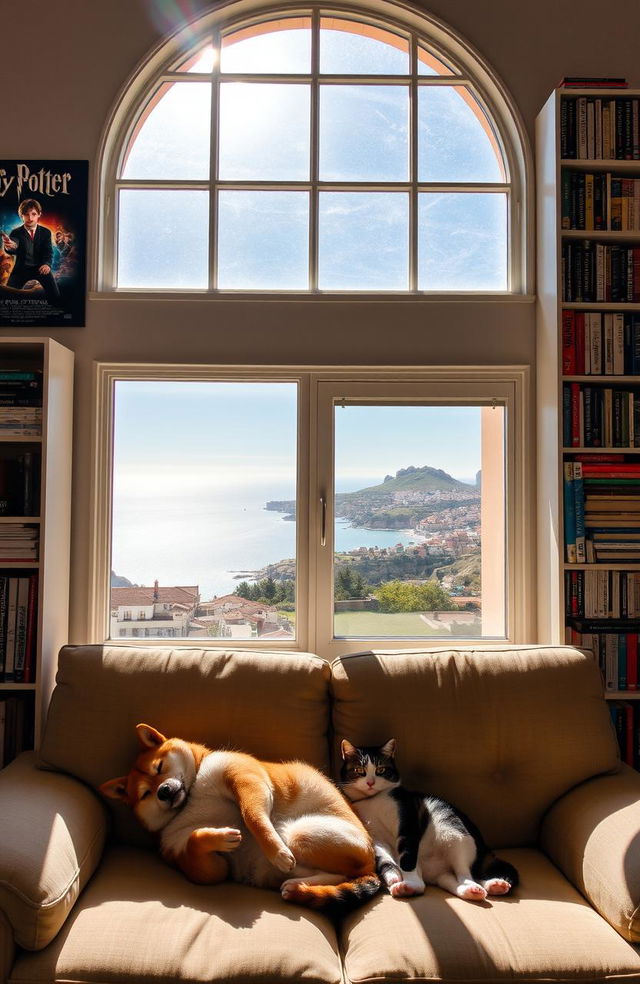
[113,381,483,494]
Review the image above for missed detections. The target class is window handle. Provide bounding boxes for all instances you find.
[320,495,327,547]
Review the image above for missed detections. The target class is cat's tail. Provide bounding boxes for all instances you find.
[281,873,381,918]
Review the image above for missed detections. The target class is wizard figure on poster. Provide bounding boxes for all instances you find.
[0,160,88,328]
[1,199,62,306]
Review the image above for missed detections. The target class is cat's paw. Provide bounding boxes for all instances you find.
[390,879,424,898]
[483,877,512,896]
[272,845,297,872]
[457,881,487,901]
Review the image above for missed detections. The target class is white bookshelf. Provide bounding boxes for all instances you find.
[536,87,640,709]
[0,338,73,754]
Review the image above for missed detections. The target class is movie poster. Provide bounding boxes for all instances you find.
[0,160,88,328]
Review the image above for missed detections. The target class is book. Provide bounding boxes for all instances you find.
[23,574,38,684]
[13,578,30,683]
[573,461,586,563]
[560,78,628,89]
[564,462,577,563]
[4,579,18,682]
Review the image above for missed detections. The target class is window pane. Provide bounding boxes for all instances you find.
[217,191,308,289]
[418,192,507,290]
[318,192,408,290]
[319,19,409,74]
[174,45,216,73]
[122,83,211,180]
[417,44,459,76]
[118,190,209,289]
[221,20,311,73]
[333,404,505,639]
[320,85,409,181]
[219,84,310,180]
[418,86,504,182]
[111,381,297,642]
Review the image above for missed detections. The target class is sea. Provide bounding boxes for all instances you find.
[111,479,426,601]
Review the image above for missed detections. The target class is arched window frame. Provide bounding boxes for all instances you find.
[95,0,532,296]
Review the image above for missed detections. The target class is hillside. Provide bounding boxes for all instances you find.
[352,465,474,496]
[266,466,476,521]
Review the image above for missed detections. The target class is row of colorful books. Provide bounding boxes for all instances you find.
[561,96,640,161]
[569,622,640,690]
[0,575,37,683]
[562,310,640,376]
[0,695,33,768]
[561,172,640,232]
[563,459,640,564]
[0,407,42,437]
[563,383,640,447]
[565,567,640,616]
[610,701,640,769]
[562,241,640,303]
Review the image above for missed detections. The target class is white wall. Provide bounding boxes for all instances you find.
[2,0,639,641]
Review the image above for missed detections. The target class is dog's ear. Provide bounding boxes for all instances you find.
[99,776,130,801]
[136,723,167,748]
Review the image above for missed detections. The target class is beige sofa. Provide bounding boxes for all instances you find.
[1,643,640,984]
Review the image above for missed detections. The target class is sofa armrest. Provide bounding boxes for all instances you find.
[0,751,107,951]
[0,910,14,984]
[539,764,640,943]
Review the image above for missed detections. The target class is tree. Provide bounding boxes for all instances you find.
[375,579,451,613]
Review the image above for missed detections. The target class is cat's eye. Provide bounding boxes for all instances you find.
[375,767,386,775]
[354,767,366,776]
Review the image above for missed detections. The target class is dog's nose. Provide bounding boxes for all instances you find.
[157,778,182,802]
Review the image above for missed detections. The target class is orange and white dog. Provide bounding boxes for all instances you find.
[101,724,380,915]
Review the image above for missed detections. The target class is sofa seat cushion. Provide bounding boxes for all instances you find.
[9,846,343,984]
[339,849,640,984]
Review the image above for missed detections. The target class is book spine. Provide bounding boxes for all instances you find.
[564,461,577,563]
[23,574,38,684]
[13,578,30,683]
[573,461,586,563]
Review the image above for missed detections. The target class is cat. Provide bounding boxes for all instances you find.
[340,738,519,902]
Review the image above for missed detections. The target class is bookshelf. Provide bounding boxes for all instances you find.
[0,338,73,765]
[537,87,640,768]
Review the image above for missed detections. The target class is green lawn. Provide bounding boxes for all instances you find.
[333,611,452,638]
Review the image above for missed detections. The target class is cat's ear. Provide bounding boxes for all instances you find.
[341,738,358,759]
[381,738,397,758]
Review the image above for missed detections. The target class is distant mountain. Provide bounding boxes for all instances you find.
[265,466,476,525]
[111,570,136,587]
[353,465,473,496]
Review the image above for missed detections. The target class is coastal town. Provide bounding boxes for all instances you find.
[111,466,482,640]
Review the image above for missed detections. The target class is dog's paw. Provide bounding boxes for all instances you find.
[217,827,242,852]
[273,845,296,872]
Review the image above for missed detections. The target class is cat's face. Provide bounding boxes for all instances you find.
[340,738,400,801]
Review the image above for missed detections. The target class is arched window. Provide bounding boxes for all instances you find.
[98,2,530,293]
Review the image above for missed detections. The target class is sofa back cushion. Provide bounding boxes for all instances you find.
[330,645,619,847]
[39,645,330,845]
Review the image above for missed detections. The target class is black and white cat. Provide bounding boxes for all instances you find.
[340,738,519,902]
